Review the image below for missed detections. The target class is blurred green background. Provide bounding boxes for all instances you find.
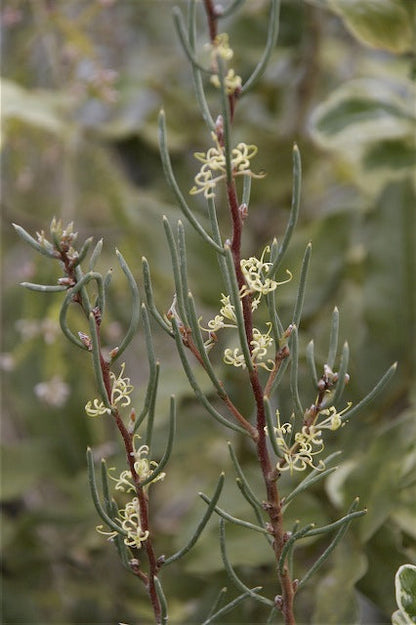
[1,1,415,623]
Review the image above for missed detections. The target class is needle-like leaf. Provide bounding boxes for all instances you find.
[164,473,225,565]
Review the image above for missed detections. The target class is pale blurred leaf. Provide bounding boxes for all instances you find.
[327,0,414,53]
[310,77,415,149]
[1,78,72,140]
[325,412,416,541]
[312,539,367,624]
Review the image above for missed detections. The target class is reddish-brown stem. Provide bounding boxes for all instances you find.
[227,180,255,345]
[58,234,163,620]
[225,184,296,621]
[96,320,162,623]
[219,92,297,625]
[203,0,218,42]
[223,395,258,439]
[183,330,258,438]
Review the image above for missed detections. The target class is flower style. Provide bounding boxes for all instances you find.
[85,362,133,417]
[85,397,111,417]
[207,314,226,332]
[190,133,264,199]
[317,403,351,431]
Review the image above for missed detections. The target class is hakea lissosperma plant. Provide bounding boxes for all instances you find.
[13,216,226,624]
[146,1,396,623]
[14,1,397,624]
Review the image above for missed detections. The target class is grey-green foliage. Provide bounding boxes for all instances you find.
[13,216,229,624]
[3,0,414,622]
[137,0,396,620]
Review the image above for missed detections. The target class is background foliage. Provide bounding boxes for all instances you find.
[1,1,415,623]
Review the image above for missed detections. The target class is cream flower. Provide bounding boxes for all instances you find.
[85,363,133,418]
[96,499,149,548]
[119,498,150,549]
[210,69,242,95]
[190,133,264,199]
[241,246,292,297]
[110,436,165,492]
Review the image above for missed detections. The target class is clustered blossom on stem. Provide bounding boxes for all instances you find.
[199,247,292,370]
[109,435,165,493]
[206,33,242,95]
[85,362,133,417]
[267,403,351,473]
[96,497,149,549]
[240,245,292,310]
[223,325,275,371]
[190,132,264,199]
[210,68,242,94]
[96,438,165,548]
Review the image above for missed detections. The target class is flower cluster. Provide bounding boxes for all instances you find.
[206,33,242,95]
[208,33,234,63]
[85,362,133,417]
[110,436,165,492]
[223,324,275,371]
[190,133,264,199]
[200,248,292,369]
[97,497,149,550]
[241,246,292,299]
[268,404,351,473]
[119,498,150,548]
[96,436,165,549]
[210,69,242,95]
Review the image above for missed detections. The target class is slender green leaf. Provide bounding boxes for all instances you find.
[111,249,141,362]
[241,0,281,95]
[219,519,274,607]
[164,473,225,565]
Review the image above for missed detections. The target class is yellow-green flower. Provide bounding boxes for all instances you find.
[190,133,264,198]
[110,436,165,492]
[85,362,134,418]
[210,69,242,95]
[241,246,292,297]
[85,398,111,417]
[250,324,274,370]
[267,403,352,474]
[119,497,150,549]
[317,403,351,431]
[219,293,237,323]
[97,498,150,549]
[223,325,275,371]
[223,347,246,368]
[208,33,234,62]
[110,362,133,408]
